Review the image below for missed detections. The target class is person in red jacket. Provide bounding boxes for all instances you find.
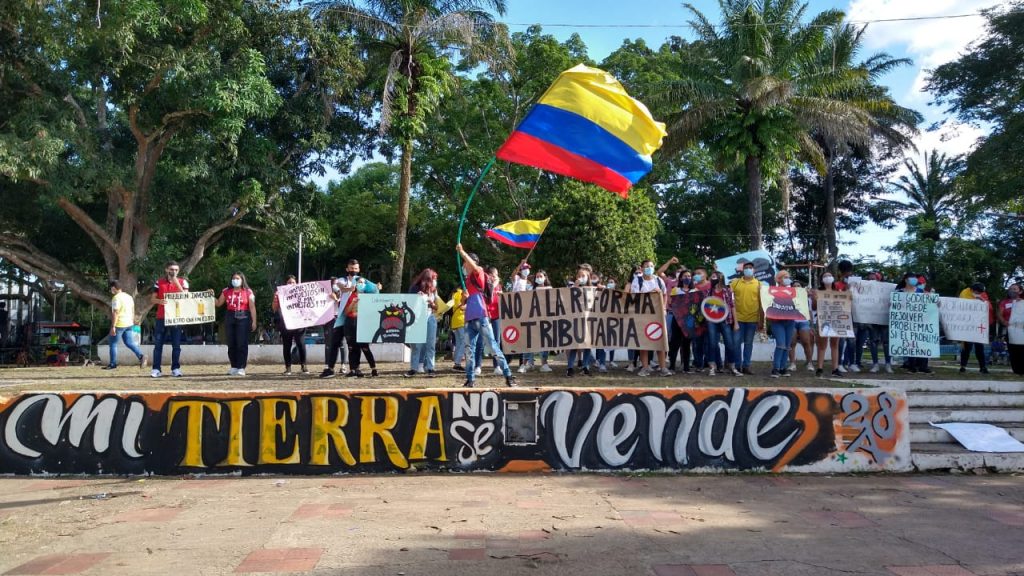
[150,260,189,378]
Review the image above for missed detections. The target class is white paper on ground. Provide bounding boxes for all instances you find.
[930,422,1024,453]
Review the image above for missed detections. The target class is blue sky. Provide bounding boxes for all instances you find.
[499,0,1003,261]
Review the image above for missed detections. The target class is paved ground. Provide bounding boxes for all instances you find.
[1,473,1023,575]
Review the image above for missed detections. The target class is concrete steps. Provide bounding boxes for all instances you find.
[873,378,1024,472]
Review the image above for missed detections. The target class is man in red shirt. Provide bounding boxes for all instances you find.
[998,283,1022,338]
[150,260,189,377]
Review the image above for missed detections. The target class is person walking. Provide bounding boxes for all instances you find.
[271,275,308,375]
[957,282,991,374]
[150,261,189,378]
[406,268,440,378]
[730,261,762,375]
[456,243,517,388]
[103,280,146,370]
[216,272,257,376]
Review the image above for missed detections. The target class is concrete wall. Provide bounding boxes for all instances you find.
[97,342,411,365]
[0,387,911,475]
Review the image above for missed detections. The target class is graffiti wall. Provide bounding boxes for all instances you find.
[0,388,910,475]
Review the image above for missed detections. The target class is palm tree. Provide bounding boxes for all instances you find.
[662,0,889,250]
[313,0,507,291]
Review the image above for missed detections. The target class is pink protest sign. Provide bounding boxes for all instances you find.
[276,280,336,330]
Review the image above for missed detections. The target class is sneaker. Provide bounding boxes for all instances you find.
[452,364,464,372]
[637,367,651,377]
[660,367,673,377]
[837,365,848,373]
[235,369,246,377]
[788,363,797,372]
[708,367,717,376]
[805,362,814,372]
[404,370,417,378]
[172,369,183,377]
[517,364,528,374]
[598,363,608,373]
[566,368,575,378]
[884,363,894,374]
[770,369,780,378]
[151,369,162,378]
[301,365,309,374]
[816,368,823,377]
[139,355,147,368]
[849,364,862,373]
[427,370,437,378]
[493,367,503,376]
[831,369,843,377]
[981,368,990,374]
[463,380,475,388]
[582,367,591,376]
[102,365,117,370]
[682,368,692,374]
[625,364,636,373]
[228,368,238,375]
[539,364,552,373]
[371,369,379,377]
[319,368,335,379]
[869,363,880,373]
[475,367,482,376]
[959,366,966,373]
[782,369,791,378]
[283,368,293,375]
[742,367,753,375]
[505,376,518,387]
[609,362,619,368]
[731,367,742,376]
[345,370,358,378]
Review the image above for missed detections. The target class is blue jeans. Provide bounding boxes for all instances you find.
[109,326,143,367]
[411,315,437,372]
[868,324,891,364]
[691,334,707,369]
[737,321,758,368]
[853,324,871,366]
[465,318,510,382]
[152,318,182,371]
[706,322,737,369]
[490,318,501,367]
[770,320,796,371]
[567,349,593,370]
[452,327,466,365]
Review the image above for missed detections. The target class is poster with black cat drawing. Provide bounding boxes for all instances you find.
[355,294,429,344]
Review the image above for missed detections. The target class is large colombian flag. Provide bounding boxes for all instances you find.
[485,218,551,249]
[496,64,666,197]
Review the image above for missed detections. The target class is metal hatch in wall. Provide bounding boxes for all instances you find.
[504,399,538,445]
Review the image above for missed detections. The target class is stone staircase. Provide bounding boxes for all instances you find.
[870,379,1024,472]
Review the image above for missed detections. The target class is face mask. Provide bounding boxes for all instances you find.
[347,271,356,277]
[693,274,703,283]
[1010,290,1020,299]
[822,276,834,285]
[643,266,654,276]
[520,270,529,278]
[607,282,616,290]
[680,277,692,286]
[743,268,754,278]
[907,277,919,287]
[592,278,601,286]
[578,275,588,284]
[231,278,242,288]
[535,277,545,285]
[782,278,793,287]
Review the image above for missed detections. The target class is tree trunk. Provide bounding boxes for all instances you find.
[389,140,413,292]
[824,146,838,260]
[746,155,764,250]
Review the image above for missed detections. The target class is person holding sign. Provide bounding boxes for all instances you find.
[150,260,189,378]
[271,275,308,375]
[215,272,257,376]
[812,273,844,378]
[704,272,741,376]
[997,283,1021,339]
[767,270,798,378]
[104,280,146,370]
[566,264,596,377]
[456,243,517,388]
[630,259,672,377]
[406,268,440,378]
[957,282,991,374]
[896,273,933,374]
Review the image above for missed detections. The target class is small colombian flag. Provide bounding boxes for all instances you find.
[485,218,551,250]
[496,64,666,197]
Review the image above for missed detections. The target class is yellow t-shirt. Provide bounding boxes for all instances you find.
[730,277,762,323]
[958,287,975,300]
[450,290,466,330]
[111,292,135,328]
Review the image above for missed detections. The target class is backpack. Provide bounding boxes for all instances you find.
[633,275,666,294]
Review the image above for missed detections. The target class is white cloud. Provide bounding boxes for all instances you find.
[846,0,1000,107]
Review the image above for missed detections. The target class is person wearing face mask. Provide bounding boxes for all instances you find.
[406,268,440,378]
[566,264,596,376]
[486,266,505,375]
[272,275,308,375]
[630,259,672,377]
[320,264,356,378]
[150,260,190,378]
[997,283,1022,340]
[812,272,843,378]
[768,270,797,377]
[729,261,763,375]
[668,269,695,373]
[340,263,380,378]
[704,272,741,376]
[897,272,933,374]
[529,270,554,372]
[1001,283,1024,375]
[511,261,535,373]
[956,281,991,374]
[215,272,257,376]
[788,278,815,372]
[103,280,146,371]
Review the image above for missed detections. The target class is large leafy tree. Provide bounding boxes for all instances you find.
[661,0,890,250]
[313,0,508,292]
[0,1,368,319]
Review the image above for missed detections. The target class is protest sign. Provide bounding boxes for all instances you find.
[355,294,429,344]
[669,290,706,337]
[889,292,939,358]
[1008,301,1024,346]
[817,291,854,338]
[163,290,216,326]
[760,286,811,322]
[701,295,729,324]
[849,279,897,325]
[498,287,667,354]
[716,250,776,285]
[938,297,990,344]
[276,281,336,330]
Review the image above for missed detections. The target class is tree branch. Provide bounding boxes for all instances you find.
[55,197,119,258]
[63,94,89,128]
[0,234,108,309]
[180,207,250,274]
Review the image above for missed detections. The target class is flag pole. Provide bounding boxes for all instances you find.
[456,156,497,291]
